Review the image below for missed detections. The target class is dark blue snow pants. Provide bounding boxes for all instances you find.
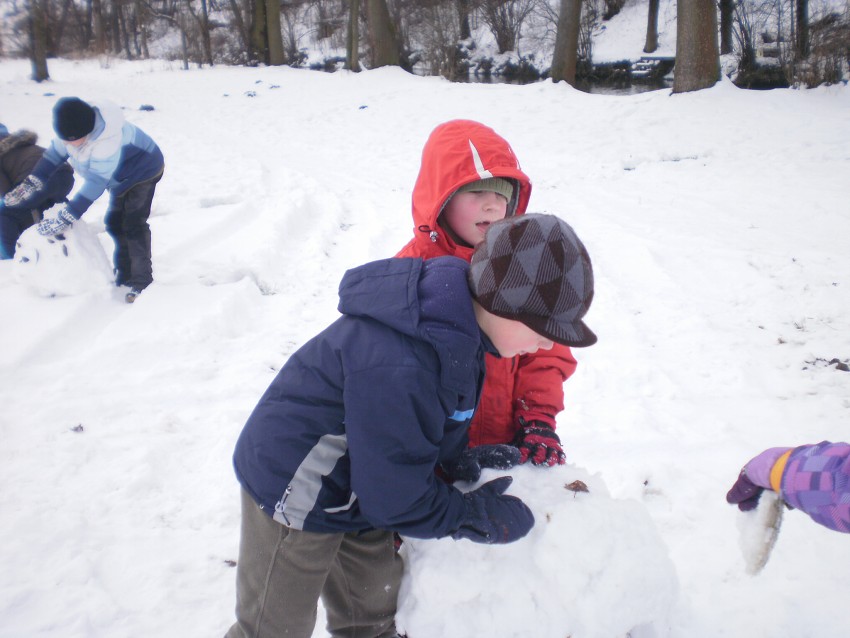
[104,167,163,290]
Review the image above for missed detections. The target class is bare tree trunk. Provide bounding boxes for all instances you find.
[92,0,106,54]
[644,0,659,53]
[180,26,189,70]
[366,0,399,67]
[30,0,50,82]
[54,0,74,51]
[135,0,149,57]
[199,0,214,65]
[117,1,132,58]
[265,0,284,65]
[111,4,122,54]
[346,0,361,71]
[227,0,251,61]
[251,0,268,63]
[673,0,720,93]
[458,0,471,40]
[550,0,581,85]
[83,0,93,47]
[719,0,733,54]
[796,0,809,58]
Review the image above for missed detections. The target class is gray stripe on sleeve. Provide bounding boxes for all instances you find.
[273,433,349,529]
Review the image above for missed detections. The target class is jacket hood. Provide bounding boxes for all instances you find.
[0,130,38,158]
[338,257,481,389]
[409,120,532,258]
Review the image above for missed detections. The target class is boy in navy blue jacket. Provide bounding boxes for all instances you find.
[227,214,597,638]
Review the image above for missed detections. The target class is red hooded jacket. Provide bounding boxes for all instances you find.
[396,120,577,446]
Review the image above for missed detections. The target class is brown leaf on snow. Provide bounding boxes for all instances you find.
[565,480,589,494]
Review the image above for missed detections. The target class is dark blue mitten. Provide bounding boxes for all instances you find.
[451,477,534,544]
[441,444,521,483]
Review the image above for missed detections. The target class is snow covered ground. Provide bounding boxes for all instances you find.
[1,58,849,637]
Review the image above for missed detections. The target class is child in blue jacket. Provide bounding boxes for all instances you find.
[2,97,164,303]
[226,214,597,638]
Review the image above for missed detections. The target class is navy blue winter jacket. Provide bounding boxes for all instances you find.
[233,256,490,538]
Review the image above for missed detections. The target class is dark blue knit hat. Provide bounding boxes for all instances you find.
[53,97,96,141]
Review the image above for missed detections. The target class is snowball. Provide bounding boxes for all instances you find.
[13,221,114,297]
[736,490,784,576]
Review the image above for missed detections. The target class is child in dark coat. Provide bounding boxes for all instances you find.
[227,214,597,638]
[0,123,74,259]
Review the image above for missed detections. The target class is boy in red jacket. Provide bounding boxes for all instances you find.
[396,120,578,466]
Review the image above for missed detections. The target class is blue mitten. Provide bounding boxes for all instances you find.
[452,477,534,544]
[4,175,45,208]
[442,444,521,483]
[36,205,76,236]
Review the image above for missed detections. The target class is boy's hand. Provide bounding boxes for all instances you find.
[452,477,534,544]
[441,444,521,483]
[513,419,566,466]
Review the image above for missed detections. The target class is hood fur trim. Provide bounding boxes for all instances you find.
[0,130,39,158]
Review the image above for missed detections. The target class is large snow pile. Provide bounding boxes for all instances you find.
[13,218,113,297]
[398,466,678,638]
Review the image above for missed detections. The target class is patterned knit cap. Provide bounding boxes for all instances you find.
[469,213,596,347]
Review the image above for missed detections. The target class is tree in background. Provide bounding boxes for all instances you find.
[643,0,659,53]
[796,0,809,58]
[674,0,719,92]
[346,0,361,71]
[29,0,50,81]
[366,0,399,67]
[410,1,468,79]
[479,0,536,54]
[719,0,734,54]
[265,0,285,64]
[550,0,581,84]
[4,0,846,88]
[458,0,472,40]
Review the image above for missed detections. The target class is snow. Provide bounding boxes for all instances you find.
[1,56,849,638]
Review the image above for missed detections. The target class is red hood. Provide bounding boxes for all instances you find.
[406,120,532,259]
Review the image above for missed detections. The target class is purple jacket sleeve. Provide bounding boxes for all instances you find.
[780,441,850,533]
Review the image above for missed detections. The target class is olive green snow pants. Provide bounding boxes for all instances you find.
[225,489,403,638]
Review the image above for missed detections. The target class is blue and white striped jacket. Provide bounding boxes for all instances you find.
[33,100,163,218]
[233,257,489,538]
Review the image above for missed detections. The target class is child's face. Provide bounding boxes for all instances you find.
[474,303,555,358]
[441,191,509,247]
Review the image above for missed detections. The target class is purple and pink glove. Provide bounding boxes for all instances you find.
[513,418,566,466]
[726,447,791,511]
